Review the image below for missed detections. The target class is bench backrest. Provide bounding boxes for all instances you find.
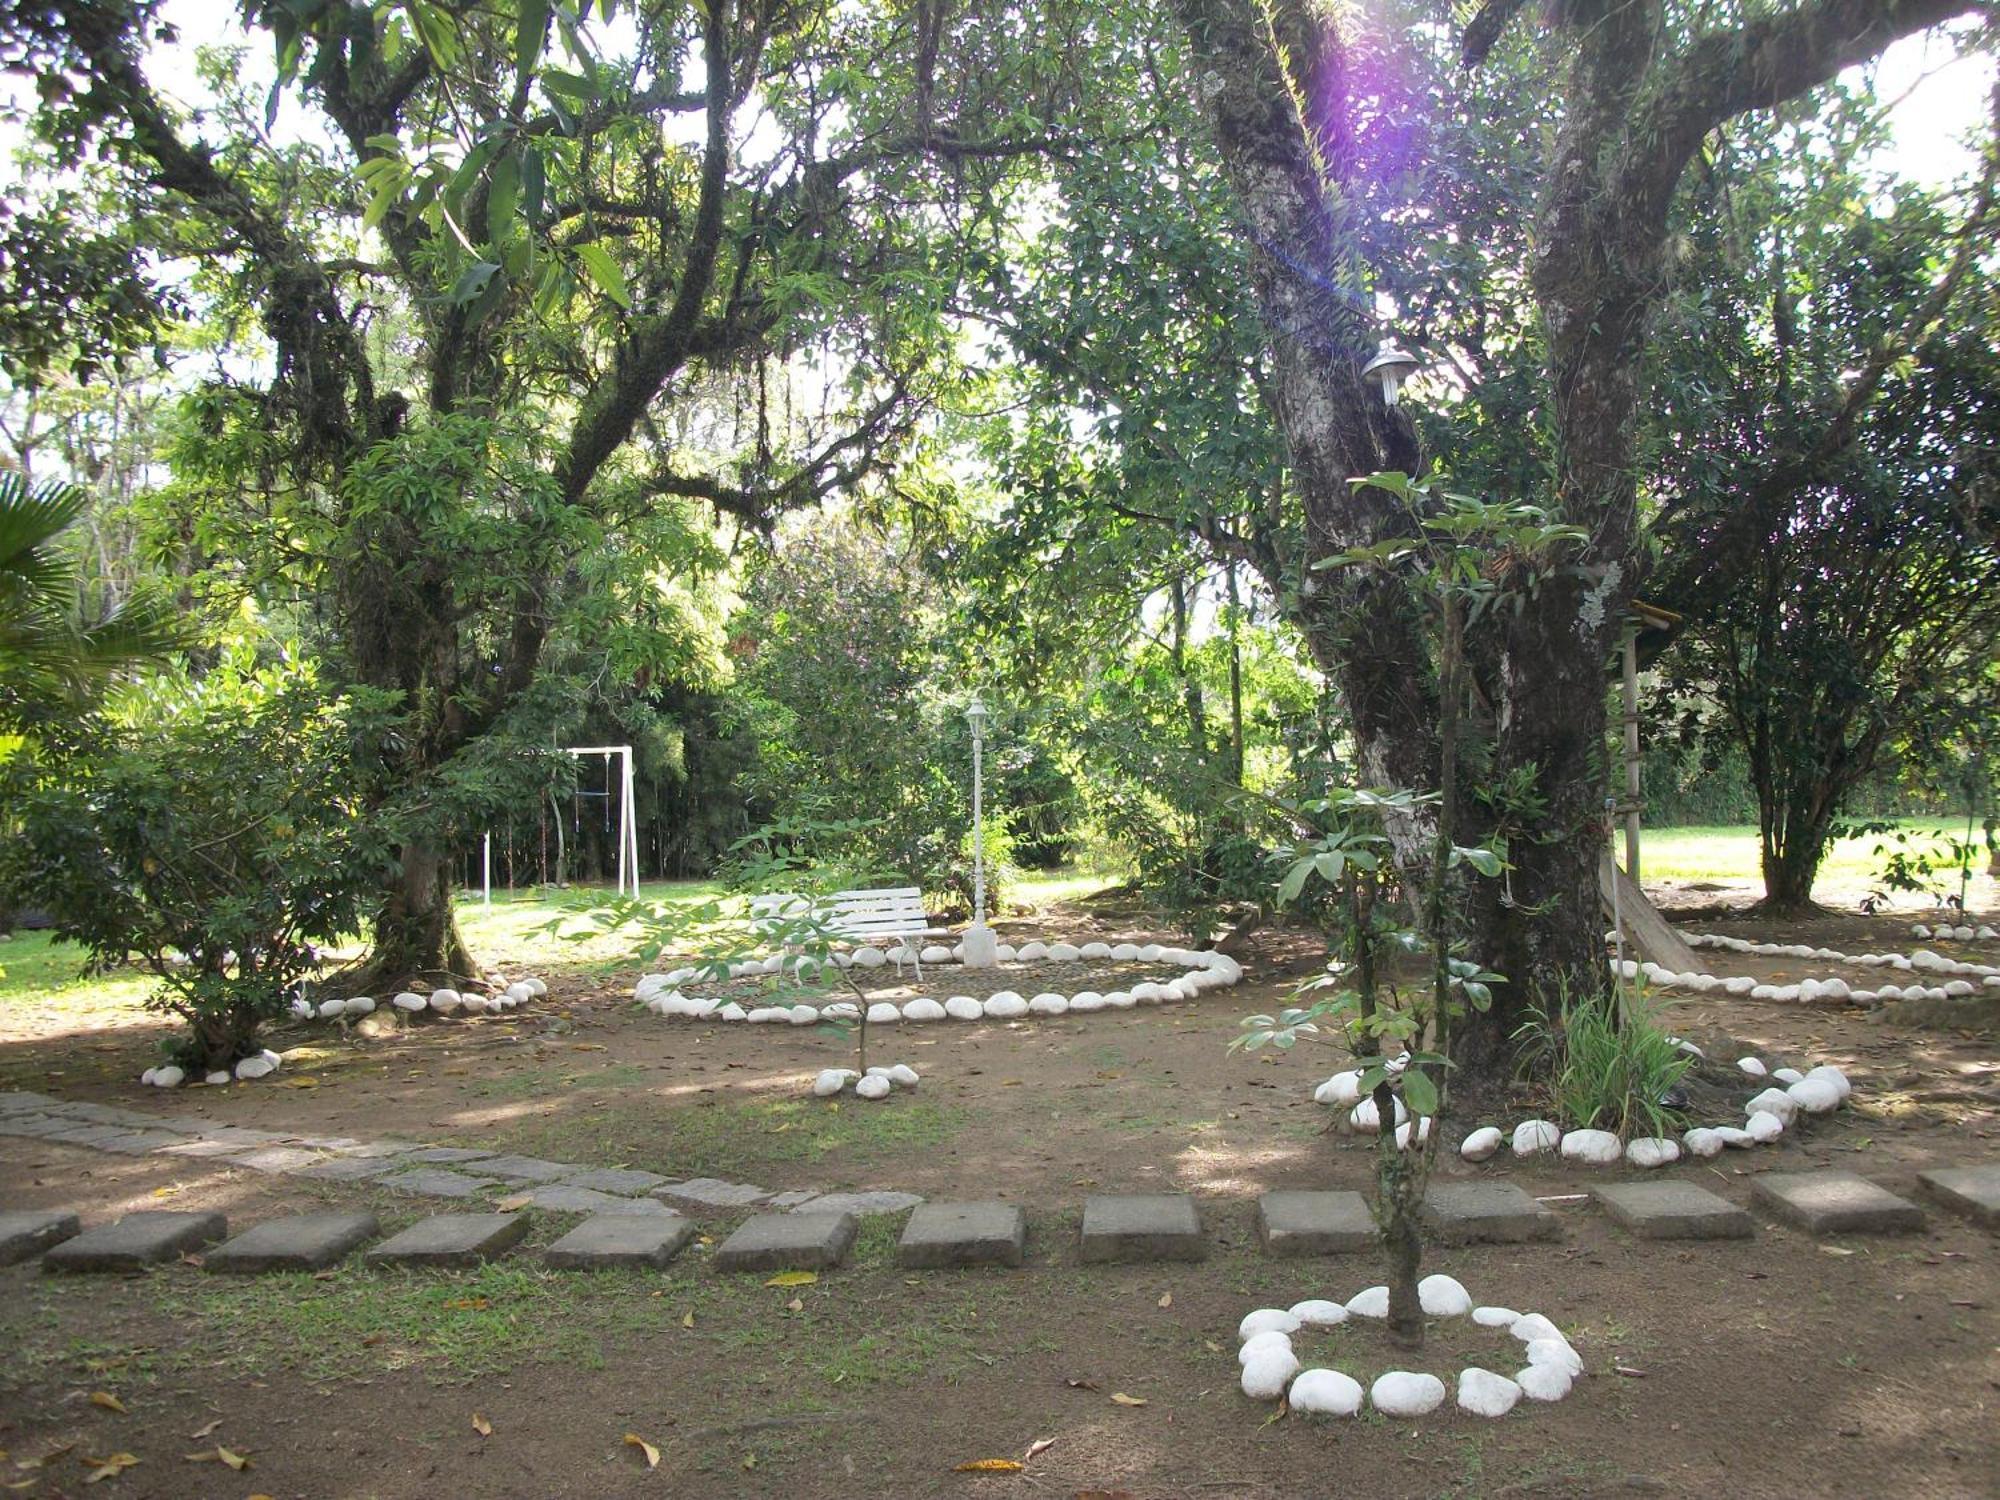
[750,887,930,941]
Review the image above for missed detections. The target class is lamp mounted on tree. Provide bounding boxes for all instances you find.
[1362,338,1421,409]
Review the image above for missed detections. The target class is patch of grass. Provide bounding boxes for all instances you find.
[487,1095,968,1178]
[1642,818,1965,891]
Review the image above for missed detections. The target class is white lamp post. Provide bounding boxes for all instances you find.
[1362,338,1421,409]
[961,691,997,968]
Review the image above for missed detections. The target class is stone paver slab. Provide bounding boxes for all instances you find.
[45,1124,133,1148]
[398,1147,495,1165]
[1080,1193,1205,1264]
[545,1213,695,1269]
[1592,1181,1752,1241]
[0,1210,80,1266]
[97,1129,196,1155]
[654,1178,774,1209]
[376,1168,501,1199]
[897,1201,1025,1268]
[1256,1190,1373,1256]
[44,1211,226,1272]
[1751,1171,1925,1235]
[1916,1165,2000,1228]
[155,1138,262,1159]
[364,1213,530,1267]
[0,1090,54,1113]
[293,1156,404,1183]
[1422,1182,1559,1245]
[515,1184,668,1215]
[205,1212,380,1272]
[231,1146,328,1174]
[790,1190,922,1217]
[714,1210,859,1272]
[475,1155,574,1184]
[328,1141,421,1160]
[560,1167,668,1195]
[0,1114,69,1137]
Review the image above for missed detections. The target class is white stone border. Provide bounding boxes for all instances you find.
[1910,922,1995,942]
[1312,1058,1856,1168]
[632,938,1244,1025]
[1619,933,2000,1006]
[1236,1278,1579,1417]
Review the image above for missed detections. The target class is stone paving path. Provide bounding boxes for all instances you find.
[0,1088,920,1219]
[5,1087,1997,1278]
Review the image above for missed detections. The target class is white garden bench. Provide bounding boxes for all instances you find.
[751,886,946,979]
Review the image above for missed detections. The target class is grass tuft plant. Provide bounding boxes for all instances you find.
[1513,981,1693,1139]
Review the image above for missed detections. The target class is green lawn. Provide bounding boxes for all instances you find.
[1640,817,1978,891]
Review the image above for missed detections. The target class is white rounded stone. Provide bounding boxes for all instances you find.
[1724,977,1756,995]
[1772,1066,1804,1084]
[1068,991,1106,1012]
[1712,1125,1754,1148]
[317,998,346,1019]
[1745,1110,1785,1143]
[1237,1329,1293,1366]
[523,977,548,997]
[1238,1308,1302,1343]
[1804,1063,1851,1101]
[1027,992,1069,1015]
[1370,1371,1446,1416]
[1471,1306,1519,1328]
[854,1074,892,1100]
[865,1002,901,1025]
[1047,942,1082,962]
[1288,1299,1348,1328]
[1345,1285,1389,1319]
[1103,990,1136,1008]
[1745,1087,1799,1122]
[887,1064,920,1087]
[232,1056,273,1081]
[1288,1367,1364,1416]
[1560,1128,1621,1165]
[1350,1095,1408,1133]
[1393,1117,1432,1147]
[1525,1337,1582,1376]
[392,991,427,1012]
[944,996,984,1021]
[1016,941,1050,962]
[1138,943,1165,962]
[983,993,1029,1019]
[428,988,462,1015]
[460,993,490,1015]
[813,1068,853,1097]
[1109,943,1140,961]
[203,1070,230,1086]
[787,1004,820,1025]
[993,944,1018,962]
[1737,1057,1767,1077]
[1459,1125,1503,1162]
[853,948,887,969]
[902,998,946,1022]
[920,945,953,965]
[1418,1274,1472,1317]
[719,1003,748,1022]
[1682,1128,1725,1159]
[1787,1077,1842,1114]
[1240,1343,1301,1400]
[1944,979,1976,997]
[1510,1312,1563,1344]
[1080,942,1112,960]
[1626,1137,1680,1169]
[1315,1070,1365,1107]
[1516,1362,1573,1402]
[1511,1120,1561,1157]
[1457,1367,1522,1418]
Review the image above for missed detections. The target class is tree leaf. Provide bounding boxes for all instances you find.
[471,1413,492,1438]
[953,1459,1023,1472]
[88,1392,126,1414]
[1108,1392,1147,1406]
[764,1270,817,1287]
[623,1433,660,1468]
[217,1447,250,1471]
[575,243,630,308]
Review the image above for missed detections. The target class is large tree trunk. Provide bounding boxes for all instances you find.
[363,843,478,988]
[1758,815,1829,914]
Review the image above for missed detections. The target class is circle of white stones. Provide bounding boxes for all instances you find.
[631,938,1244,1025]
[1235,1282,1580,1419]
[1620,933,2000,1007]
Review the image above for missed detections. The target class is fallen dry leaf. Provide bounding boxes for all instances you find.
[1024,1437,1056,1461]
[1064,1378,1099,1391]
[189,1416,224,1439]
[764,1271,817,1287]
[447,1297,491,1310]
[623,1433,660,1469]
[1108,1392,1147,1407]
[681,1311,695,1328]
[494,1194,533,1212]
[954,1459,1023,1473]
[1156,1292,1171,1309]
[81,1452,140,1484]
[88,1393,126,1415]
[785,1297,804,1312]
[471,1414,492,1438]
[17,1444,73,1470]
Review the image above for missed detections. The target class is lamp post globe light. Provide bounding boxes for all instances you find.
[961,691,997,968]
[1362,338,1420,408]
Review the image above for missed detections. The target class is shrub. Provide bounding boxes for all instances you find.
[2,651,395,1070]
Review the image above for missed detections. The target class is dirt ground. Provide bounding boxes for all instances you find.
[2,898,1996,1498]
